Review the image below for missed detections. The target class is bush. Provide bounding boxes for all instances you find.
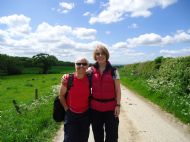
[7,65,23,74]
[121,56,190,124]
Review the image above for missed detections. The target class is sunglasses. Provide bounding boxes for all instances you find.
[75,63,88,66]
[95,52,105,56]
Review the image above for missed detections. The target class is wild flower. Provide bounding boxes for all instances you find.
[52,85,60,96]
[124,56,190,124]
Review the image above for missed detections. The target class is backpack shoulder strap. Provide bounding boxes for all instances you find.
[87,66,95,88]
[111,67,116,78]
[65,73,74,98]
[86,72,92,89]
[86,72,92,104]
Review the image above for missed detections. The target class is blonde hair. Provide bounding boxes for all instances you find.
[75,57,89,65]
[93,44,109,61]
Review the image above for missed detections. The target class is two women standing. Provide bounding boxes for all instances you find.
[59,44,121,142]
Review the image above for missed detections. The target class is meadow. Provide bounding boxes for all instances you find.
[0,66,74,142]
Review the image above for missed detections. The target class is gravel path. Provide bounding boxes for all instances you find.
[53,85,190,142]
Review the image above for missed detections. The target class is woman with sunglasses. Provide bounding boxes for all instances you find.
[89,44,121,142]
[59,57,90,142]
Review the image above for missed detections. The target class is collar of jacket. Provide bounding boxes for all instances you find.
[93,61,113,73]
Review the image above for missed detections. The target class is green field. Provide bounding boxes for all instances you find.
[0,74,61,110]
[0,65,75,110]
[0,66,74,142]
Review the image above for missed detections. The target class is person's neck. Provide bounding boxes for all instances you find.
[98,62,106,73]
[76,72,85,79]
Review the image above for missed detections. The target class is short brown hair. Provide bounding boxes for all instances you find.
[93,44,110,61]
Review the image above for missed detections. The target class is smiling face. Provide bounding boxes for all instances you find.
[75,58,88,74]
[95,49,107,64]
[93,45,109,64]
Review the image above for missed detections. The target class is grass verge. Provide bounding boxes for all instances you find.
[120,72,190,124]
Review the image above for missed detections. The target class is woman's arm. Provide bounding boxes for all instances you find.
[115,79,121,106]
[59,76,69,111]
[114,70,121,117]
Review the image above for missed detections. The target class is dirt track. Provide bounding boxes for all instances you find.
[53,85,190,142]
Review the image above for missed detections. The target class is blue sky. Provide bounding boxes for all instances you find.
[0,0,190,64]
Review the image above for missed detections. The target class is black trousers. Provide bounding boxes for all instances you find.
[91,109,119,142]
[64,110,90,142]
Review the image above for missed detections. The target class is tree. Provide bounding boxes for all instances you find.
[154,56,164,69]
[0,54,8,73]
[19,57,34,67]
[0,54,23,74]
[32,53,58,74]
[7,57,23,74]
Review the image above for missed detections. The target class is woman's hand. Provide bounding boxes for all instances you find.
[114,105,120,117]
[86,67,93,74]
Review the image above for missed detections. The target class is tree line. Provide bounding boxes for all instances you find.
[0,53,74,75]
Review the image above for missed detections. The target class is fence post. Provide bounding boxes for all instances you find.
[35,88,38,100]
[12,100,21,114]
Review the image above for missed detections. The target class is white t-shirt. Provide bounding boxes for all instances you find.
[113,69,120,80]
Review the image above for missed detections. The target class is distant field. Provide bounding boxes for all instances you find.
[0,74,61,111]
[0,66,74,141]
[0,66,75,111]
[23,66,74,74]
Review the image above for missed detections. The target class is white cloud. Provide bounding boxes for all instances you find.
[112,42,127,49]
[160,48,190,57]
[83,11,91,16]
[0,14,30,28]
[89,0,177,24]
[174,31,190,42]
[0,14,31,37]
[126,33,162,48]
[109,48,145,64]
[0,14,99,63]
[84,0,95,4]
[73,27,97,40]
[159,0,178,8]
[89,8,124,24]
[35,22,72,38]
[162,35,174,45]
[130,10,151,17]
[128,23,139,29]
[58,2,74,13]
[114,30,190,49]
